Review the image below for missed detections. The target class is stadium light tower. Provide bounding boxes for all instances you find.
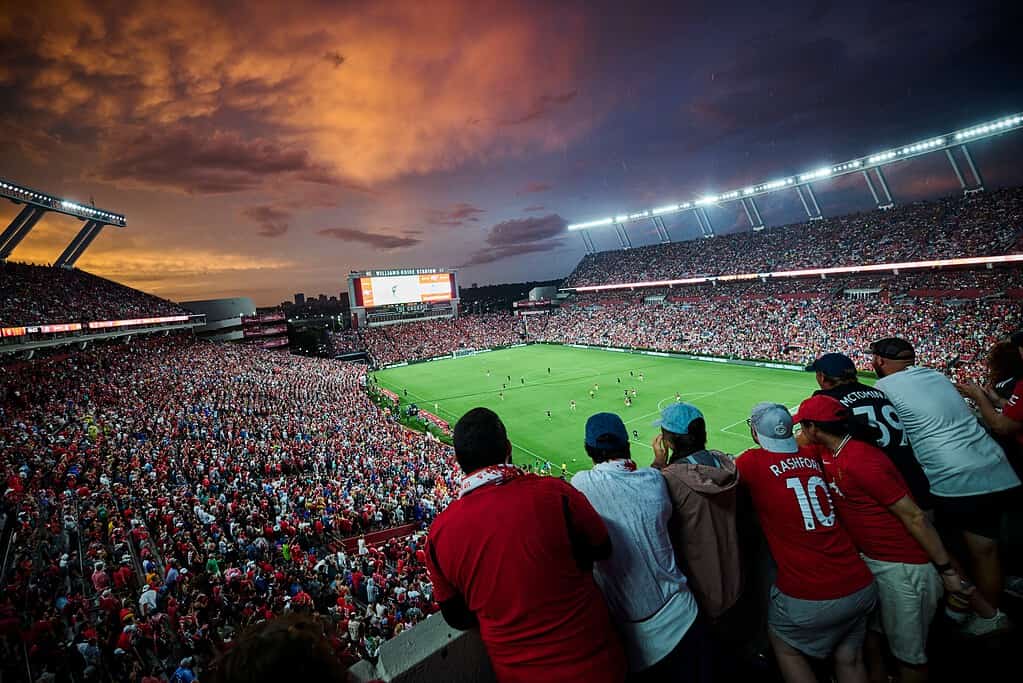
[0,177,126,267]
[567,112,1023,243]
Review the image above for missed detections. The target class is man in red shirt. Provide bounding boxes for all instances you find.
[425,407,626,683]
[794,395,971,683]
[736,403,876,683]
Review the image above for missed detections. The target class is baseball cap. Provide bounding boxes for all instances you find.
[805,353,856,377]
[652,402,703,434]
[867,337,915,361]
[749,402,799,454]
[585,413,629,450]
[792,395,849,424]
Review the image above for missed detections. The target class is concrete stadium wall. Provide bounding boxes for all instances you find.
[348,613,494,683]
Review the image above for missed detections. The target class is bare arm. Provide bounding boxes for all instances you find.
[888,496,969,595]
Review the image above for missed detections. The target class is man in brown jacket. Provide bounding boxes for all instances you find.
[651,402,742,621]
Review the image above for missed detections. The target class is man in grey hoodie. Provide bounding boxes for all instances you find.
[651,402,741,621]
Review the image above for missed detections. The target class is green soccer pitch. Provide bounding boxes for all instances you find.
[373,344,828,475]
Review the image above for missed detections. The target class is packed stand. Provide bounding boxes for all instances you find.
[0,337,459,682]
[0,262,187,327]
[564,187,1023,287]
[541,268,1023,383]
[328,329,367,355]
[362,313,524,366]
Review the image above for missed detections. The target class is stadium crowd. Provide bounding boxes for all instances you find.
[362,313,523,365]
[327,329,367,355]
[565,187,1023,287]
[0,338,457,682]
[0,262,186,326]
[2,184,1023,681]
[540,283,1020,383]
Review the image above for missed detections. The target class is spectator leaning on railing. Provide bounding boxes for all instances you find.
[793,394,972,682]
[735,403,877,683]
[425,407,627,683]
[571,412,707,682]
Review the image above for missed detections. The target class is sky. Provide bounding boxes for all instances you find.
[1,0,1021,306]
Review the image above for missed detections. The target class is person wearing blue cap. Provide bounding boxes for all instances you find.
[572,412,708,681]
[806,352,931,509]
[650,403,741,622]
[651,402,724,468]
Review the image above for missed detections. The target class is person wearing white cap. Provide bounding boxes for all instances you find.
[139,584,158,618]
[736,402,877,683]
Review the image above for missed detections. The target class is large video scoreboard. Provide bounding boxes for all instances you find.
[348,268,458,327]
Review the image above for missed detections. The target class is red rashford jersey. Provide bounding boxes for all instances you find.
[818,439,929,564]
[736,446,874,600]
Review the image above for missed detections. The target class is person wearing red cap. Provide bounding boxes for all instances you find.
[793,395,971,682]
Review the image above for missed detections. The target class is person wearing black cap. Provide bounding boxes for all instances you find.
[871,337,1020,635]
[805,352,931,509]
[572,412,707,682]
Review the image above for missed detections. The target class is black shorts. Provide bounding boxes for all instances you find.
[933,487,1019,539]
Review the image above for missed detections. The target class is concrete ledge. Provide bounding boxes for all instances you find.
[348,613,494,683]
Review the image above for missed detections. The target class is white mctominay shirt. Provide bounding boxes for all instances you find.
[876,366,1020,497]
[572,461,698,672]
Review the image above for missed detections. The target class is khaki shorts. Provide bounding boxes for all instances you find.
[768,582,878,659]
[862,556,942,665]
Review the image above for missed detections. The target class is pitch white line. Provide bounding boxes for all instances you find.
[394,386,559,469]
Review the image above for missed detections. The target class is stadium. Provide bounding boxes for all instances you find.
[2,4,1023,682]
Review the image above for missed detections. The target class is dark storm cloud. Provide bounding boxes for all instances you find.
[242,205,292,238]
[317,228,421,249]
[426,203,486,226]
[522,205,546,212]
[92,127,345,194]
[462,214,568,266]
[462,240,566,266]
